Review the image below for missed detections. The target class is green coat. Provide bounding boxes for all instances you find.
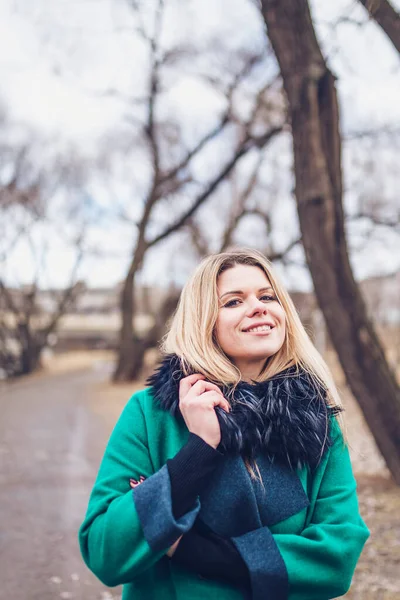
[79,387,369,600]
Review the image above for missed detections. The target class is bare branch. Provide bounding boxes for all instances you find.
[231,201,302,261]
[268,237,302,261]
[158,113,231,185]
[123,0,149,41]
[0,280,20,316]
[158,51,269,187]
[186,218,210,257]
[23,282,38,328]
[155,174,193,200]
[0,148,43,214]
[148,125,285,248]
[86,88,147,106]
[41,243,84,338]
[220,152,265,251]
[344,124,400,141]
[357,0,400,55]
[158,43,198,68]
[247,73,283,127]
[333,15,367,27]
[145,0,165,180]
[0,221,36,263]
[348,211,400,230]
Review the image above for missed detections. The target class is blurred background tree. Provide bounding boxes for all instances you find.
[0,112,90,374]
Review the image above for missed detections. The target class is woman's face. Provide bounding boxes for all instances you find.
[215,264,286,378]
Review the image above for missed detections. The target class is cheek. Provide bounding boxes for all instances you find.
[215,312,239,346]
[277,310,286,341]
[274,304,286,324]
[269,305,286,341]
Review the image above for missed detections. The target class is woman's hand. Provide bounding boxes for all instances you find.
[179,374,230,449]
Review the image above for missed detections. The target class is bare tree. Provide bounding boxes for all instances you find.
[0,274,83,377]
[0,136,89,377]
[0,200,85,376]
[113,1,285,381]
[260,0,400,484]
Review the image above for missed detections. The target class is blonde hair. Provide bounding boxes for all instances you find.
[162,248,345,452]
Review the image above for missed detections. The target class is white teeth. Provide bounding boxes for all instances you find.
[246,325,272,333]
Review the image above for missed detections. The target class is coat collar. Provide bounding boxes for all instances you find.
[147,353,342,470]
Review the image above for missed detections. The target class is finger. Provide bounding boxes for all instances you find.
[179,374,205,398]
[189,379,224,397]
[199,391,231,413]
[214,397,231,413]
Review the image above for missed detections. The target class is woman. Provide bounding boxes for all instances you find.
[79,249,370,600]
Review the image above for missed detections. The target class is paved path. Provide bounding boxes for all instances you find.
[0,368,121,600]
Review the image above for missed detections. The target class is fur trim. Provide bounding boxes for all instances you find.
[146,354,343,469]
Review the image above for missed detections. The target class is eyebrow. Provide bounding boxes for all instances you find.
[220,287,274,300]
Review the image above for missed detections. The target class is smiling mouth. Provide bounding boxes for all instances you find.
[243,325,274,333]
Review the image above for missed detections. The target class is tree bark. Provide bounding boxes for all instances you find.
[358,0,400,55]
[18,323,42,375]
[114,274,180,382]
[113,236,148,382]
[260,0,400,484]
[129,290,181,381]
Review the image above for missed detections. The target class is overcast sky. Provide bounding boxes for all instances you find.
[1,0,399,290]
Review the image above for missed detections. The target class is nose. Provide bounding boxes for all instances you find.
[246,297,268,317]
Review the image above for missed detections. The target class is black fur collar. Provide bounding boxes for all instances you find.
[146,354,342,470]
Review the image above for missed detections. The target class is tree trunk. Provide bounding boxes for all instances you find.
[113,267,140,381]
[115,284,180,382]
[260,0,400,484]
[124,338,149,381]
[113,234,150,382]
[18,323,42,375]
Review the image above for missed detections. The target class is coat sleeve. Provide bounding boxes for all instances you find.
[231,419,370,600]
[78,391,201,587]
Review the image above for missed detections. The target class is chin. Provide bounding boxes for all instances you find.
[245,345,282,358]
[233,351,273,363]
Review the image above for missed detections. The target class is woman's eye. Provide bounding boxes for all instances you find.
[223,295,276,308]
[224,299,240,308]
